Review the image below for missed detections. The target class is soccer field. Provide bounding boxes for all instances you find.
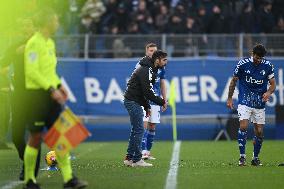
[0,141,284,189]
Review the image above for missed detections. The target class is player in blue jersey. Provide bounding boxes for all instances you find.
[135,43,167,160]
[227,44,276,166]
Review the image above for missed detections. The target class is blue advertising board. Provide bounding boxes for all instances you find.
[57,57,284,117]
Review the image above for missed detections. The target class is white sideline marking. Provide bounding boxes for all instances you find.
[1,181,23,189]
[164,141,181,189]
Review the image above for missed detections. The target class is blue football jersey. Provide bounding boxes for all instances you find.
[153,67,166,95]
[233,57,274,109]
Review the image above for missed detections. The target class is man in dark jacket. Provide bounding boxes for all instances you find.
[123,50,167,167]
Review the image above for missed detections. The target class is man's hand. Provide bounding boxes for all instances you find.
[59,85,68,101]
[145,109,151,118]
[162,101,167,112]
[51,89,66,105]
[262,91,271,102]
[227,98,234,109]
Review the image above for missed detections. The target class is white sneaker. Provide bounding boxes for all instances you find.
[142,153,149,160]
[123,159,133,167]
[148,155,156,160]
[142,151,156,160]
[132,159,153,167]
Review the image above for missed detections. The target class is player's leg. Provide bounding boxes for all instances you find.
[145,123,156,159]
[237,105,251,166]
[238,119,249,165]
[147,105,160,151]
[24,130,42,188]
[141,108,149,156]
[143,105,160,160]
[12,93,42,181]
[251,108,265,166]
[12,113,27,181]
[24,93,51,188]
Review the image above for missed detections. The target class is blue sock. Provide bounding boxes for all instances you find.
[146,129,155,151]
[141,130,148,151]
[253,136,263,159]
[238,128,247,157]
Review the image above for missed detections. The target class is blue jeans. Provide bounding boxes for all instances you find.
[124,98,144,162]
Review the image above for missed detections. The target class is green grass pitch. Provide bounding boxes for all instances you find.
[0,141,284,189]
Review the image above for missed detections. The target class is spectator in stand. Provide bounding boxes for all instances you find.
[155,4,170,33]
[208,4,226,34]
[80,0,106,33]
[112,38,132,58]
[271,16,284,56]
[196,5,209,33]
[207,4,226,56]
[196,0,215,15]
[272,0,284,22]
[184,16,200,34]
[238,3,257,55]
[239,3,257,33]
[112,3,130,33]
[132,0,154,34]
[258,0,274,33]
[184,16,200,56]
[272,16,284,33]
[127,22,140,34]
[167,14,185,34]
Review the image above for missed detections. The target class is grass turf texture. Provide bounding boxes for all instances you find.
[0,141,283,189]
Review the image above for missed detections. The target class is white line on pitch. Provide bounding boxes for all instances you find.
[164,141,181,189]
[1,181,23,189]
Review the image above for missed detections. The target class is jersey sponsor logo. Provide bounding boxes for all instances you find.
[245,76,263,85]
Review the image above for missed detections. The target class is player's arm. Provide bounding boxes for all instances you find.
[160,79,167,112]
[262,78,276,102]
[227,76,239,109]
[263,62,276,102]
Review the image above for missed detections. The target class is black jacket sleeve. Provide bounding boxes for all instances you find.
[139,67,165,107]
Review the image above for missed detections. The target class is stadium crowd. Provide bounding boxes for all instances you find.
[41,0,283,58]
[53,0,284,35]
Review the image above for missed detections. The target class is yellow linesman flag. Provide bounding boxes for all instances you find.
[169,80,177,141]
[44,107,91,157]
[169,80,176,107]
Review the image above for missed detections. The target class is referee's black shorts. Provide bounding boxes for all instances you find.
[26,90,62,133]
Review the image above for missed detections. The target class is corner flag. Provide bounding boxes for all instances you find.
[44,107,91,157]
[169,80,177,141]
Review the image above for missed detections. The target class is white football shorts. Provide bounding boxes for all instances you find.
[237,104,265,124]
[142,105,161,123]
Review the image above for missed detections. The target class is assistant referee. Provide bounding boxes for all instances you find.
[23,8,87,189]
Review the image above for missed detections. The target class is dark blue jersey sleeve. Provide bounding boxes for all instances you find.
[161,67,166,79]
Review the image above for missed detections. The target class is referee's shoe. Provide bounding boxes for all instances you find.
[64,177,88,189]
[279,163,284,166]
